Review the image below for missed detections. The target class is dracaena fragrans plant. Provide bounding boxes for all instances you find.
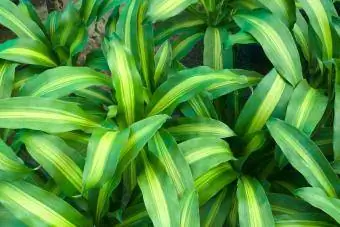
[0,0,339,226]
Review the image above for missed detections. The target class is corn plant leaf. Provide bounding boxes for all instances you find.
[200,185,234,227]
[204,26,228,70]
[80,0,102,25]
[18,0,46,34]
[20,131,85,195]
[0,0,47,43]
[146,66,251,116]
[0,97,101,133]
[44,11,59,40]
[0,39,57,67]
[0,180,91,227]
[167,117,235,141]
[105,7,119,37]
[74,87,114,105]
[180,92,218,119]
[275,213,337,227]
[234,9,303,86]
[180,190,200,227]
[237,176,275,227]
[293,10,311,63]
[179,137,235,178]
[147,0,198,22]
[173,32,204,60]
[154,40,172,87]
[195,163,238,205]
[0,61,16,99]
[295,187,340,224]
[19,66,111,98]
[148,130,194,197]
[97,0,126,18]
[85,49,109,71]
[83,128,130,190]
[116,203,151,227]
[267,118,340,198]
[286,79,328,135]
[0,138,31,180]
[299,0,337,60]
[105,34,144,126]
[333,16,340,37]
[0,205,26,226]
[154,12,205,45]
[138,150,181,227]
[257,0,296,27]
[235,69,292,135]
[334,59,340,161]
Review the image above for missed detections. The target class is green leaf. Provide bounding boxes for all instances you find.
[299,0,337,60]
[293,10,311,63]
[180,92,218,119]
[295,187,340,224]
[147,0,198,22]
[0,0,47,43]
[195,163,238,205]
[173,32,204,60]
[104,34,144,126]
[20,131,85,195]
[97,0,125,18]
[275,213,337,227]
[138,150,181,227]
[179,137,235,178]
[44,11,59,40]
[257,0,296,27]
[180,190,199,227]
[0,138,31,180]
[235,69,292,135]
[19,66,110,98]
[83,128,130,190]
[0,97,101,133]
[333,59,340,161]
[80,0,102,25]
[148,130,194,197]
[18,0,46,34]
[267,118,340,198]
[0,61,16,99]
[237,176,275,227]
[234,9,303,86]
[200,185,234,227]
[74,87,114,105]
[146,66,251,116]
[204,26,228,70]
[85,49,109,71]
[154,40,172,87]
[105,7,119,37]
[0,39,57,67]
[116,203,151,227]
[0,180,91,226]
[167,117,235,141]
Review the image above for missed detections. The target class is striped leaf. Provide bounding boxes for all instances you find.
[180,92,218,119]
[173,32,204,60]
[83,128,130,190]
[146,66,251,116]
[0,0,47,43]
[74,87,114,105]
[0,138,31,180]
[179,137,235,178]
[234,9,303,86]
[299,0,337,60]
[200,185,234,227]
[97,0,125,18]
[195,163,238,205]
[19,66,111,98]
[286,79,327,136]
[44,11,59,40]
[105,7,119,37]
[116,203,151,226]
[0,61,16,99]
[295,187,340,224]
[0,205,25,226]
[204,26,228,70]
[154,41,172,87]
[334,59,340,161]
[138,150,181,227]
[267,118,340,198]
[80,0,102,25]
[20,131,84,195]
[180,190,199,227]
[85,49,109,71]
[237,176,275,227]
[257,0,296,27]
[0,39,57,67]
[18,0,45,33]
[235,69,293,135]
[293,10,311,63]
[148,130,194,197]
[167,117,235,141]
[147,0,198,22]
[154,12,205,45]
[0,181,91,227]
[0,97,101,133]
[275,213,337,227]
[105,34,144,126]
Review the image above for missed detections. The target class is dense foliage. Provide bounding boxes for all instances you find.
[0,0,340,226]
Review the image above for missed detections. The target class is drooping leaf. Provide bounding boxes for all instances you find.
[180,92,218,119]
[138,150,181,227]
[148,130,194,197]
[179,137,235,178]
[83,128,130,190]
[0,97,101,133]
[267,118,340,198]
[0,180,91,226]
[0,61,16,99]
[20,131,85,195]
[167,117,235,141]
[275,213,337,227]
[234,9,303,86]
[237,176,275,227]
